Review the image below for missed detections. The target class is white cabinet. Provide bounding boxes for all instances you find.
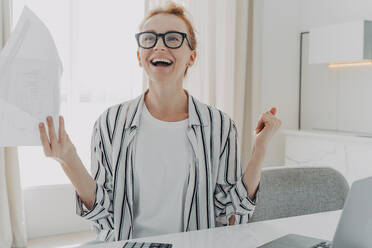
[283,129,372,184]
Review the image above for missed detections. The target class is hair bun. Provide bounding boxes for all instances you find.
[165,2,184,15]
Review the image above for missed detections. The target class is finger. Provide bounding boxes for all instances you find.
[256,112,272,133]
[47,116,58,148]
[270,107,277,115]
[256,123,265,134]
[265,107,276,115]
[58,115,66,141]
[39,122,51,155]
[229,215,235,225]
[255,117,264,133]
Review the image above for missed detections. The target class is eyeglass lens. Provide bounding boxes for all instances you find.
[139,32,183,48]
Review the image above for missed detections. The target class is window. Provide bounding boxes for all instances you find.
[13,0,144,187]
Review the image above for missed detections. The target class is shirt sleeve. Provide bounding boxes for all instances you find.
[75,118,115,239]
[214,118,258,225]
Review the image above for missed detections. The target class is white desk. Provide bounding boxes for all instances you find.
[82,210,341,248]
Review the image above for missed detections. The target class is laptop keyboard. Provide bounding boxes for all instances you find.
[122,242,172,248]
[311,241,332,248]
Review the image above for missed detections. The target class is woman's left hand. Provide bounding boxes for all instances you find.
[254,107,282,150]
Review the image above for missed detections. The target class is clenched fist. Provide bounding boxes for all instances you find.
[254,107,282,149]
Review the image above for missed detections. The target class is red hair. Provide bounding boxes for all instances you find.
[139,2,197,51]
[139,1,197,76]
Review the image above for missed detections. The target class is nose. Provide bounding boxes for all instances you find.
[153,36,166,51]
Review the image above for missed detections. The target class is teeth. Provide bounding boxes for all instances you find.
[151,58,172,64]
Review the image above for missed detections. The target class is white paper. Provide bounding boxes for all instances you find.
[0,6,63,146]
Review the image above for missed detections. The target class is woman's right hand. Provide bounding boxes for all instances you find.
[38,115,96,210]
[38,115,77,166]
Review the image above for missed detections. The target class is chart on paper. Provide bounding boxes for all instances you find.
[0,6,62,146]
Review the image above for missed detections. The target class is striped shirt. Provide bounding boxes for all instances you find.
[75,89,258,242]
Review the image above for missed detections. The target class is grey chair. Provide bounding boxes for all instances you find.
[250,166,349,222]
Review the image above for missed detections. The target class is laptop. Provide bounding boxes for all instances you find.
[258,176,372,248]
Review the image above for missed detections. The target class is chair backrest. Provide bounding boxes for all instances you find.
[250,166,349,223]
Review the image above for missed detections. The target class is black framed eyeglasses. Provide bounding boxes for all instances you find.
[135,31,193,50]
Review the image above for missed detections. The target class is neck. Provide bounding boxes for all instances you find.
[145,80,188,121]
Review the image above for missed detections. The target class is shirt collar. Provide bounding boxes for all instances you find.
[124,88,209,130]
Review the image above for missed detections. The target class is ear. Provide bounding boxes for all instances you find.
[137,50,141,62]
[137,50,142,67]
[188,50,197,67]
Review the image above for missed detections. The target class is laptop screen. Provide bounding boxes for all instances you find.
[331,177,372,248]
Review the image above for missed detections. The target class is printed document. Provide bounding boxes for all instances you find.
[0,6,62,146]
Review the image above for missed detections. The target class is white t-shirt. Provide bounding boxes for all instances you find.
[132,103,191,239]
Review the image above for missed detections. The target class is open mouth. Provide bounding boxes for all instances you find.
[150,58,173,67]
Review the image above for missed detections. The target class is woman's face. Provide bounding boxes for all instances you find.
[137,14,196,84]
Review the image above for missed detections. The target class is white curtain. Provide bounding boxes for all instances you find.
[0,0,28,247]
[145,0,255,167]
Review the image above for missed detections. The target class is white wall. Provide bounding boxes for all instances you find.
[300,0,372,30]
[257,0,372,166]
[24,184,92,238]
[300,1,372,136]
[254,0,301,166]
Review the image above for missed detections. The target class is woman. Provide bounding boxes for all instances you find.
[38,2,281,242]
